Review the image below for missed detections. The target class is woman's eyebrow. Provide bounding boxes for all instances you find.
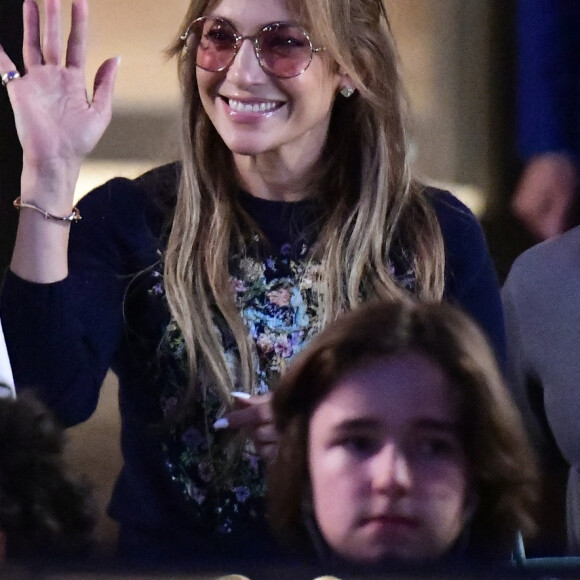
[207,14,301,31]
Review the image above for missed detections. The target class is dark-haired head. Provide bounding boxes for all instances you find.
[0,392,94,562]
[269,300,538,564]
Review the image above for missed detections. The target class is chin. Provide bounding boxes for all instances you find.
[217,125,282,157]
[226,139,276,157]
[352,543,423,564]
[228,144,266,156]
[336,548,428,574]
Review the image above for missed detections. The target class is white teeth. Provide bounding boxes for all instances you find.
[228,99,279,113]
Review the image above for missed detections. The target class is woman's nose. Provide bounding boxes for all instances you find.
[226,38,267,86]
[371,443,412,494]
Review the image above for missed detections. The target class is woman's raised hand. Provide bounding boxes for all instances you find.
[2,0,119,283]
[0,0,118,173]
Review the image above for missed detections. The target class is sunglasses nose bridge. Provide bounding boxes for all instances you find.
[223,34,268,80]
[234,34,262,60]
[228,33,266,74]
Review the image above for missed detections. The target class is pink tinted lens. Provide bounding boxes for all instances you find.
[259,24,313,78]
[195,18,237,71]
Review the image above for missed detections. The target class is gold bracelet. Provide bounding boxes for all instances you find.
[13,196,82,222]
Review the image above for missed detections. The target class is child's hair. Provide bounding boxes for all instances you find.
[268,299,538,558]
[0,392,94,560]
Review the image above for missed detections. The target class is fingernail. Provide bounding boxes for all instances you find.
[231,391,251,400]
[213,418,229,430]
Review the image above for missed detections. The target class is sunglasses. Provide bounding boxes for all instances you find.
[181,16,325,79]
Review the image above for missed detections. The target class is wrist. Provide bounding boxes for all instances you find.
[13,197,81,222]
[20,161,81,215]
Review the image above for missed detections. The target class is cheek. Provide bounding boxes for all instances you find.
[309,446,363,529]
[308,443,336,510]
[288,65,340,111]
[415,466,471,553]
[417,463,469,507]
[196,71,220,108]
[309,79,338,115]
[310,464,360,555]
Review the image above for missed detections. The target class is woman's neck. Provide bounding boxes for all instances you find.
[233,150,321,202]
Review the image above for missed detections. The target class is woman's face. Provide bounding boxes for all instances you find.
[194,0,343,164]
[308,351,472,563]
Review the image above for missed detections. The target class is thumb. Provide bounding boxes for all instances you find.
[231,392,272,406]
[91,56,120,117]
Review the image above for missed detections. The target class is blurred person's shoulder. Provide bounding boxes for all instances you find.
[507,224,580,285]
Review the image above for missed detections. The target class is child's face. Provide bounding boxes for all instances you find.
[307,351,472,563]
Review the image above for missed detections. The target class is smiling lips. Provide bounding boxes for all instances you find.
[225,97,283,115]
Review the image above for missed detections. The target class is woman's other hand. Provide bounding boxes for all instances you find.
[215,393,278,462]
[512,153,578,241]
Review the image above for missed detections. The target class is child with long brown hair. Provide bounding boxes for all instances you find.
[270,300,537,570]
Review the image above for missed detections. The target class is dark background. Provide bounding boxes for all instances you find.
[0,0,24,275]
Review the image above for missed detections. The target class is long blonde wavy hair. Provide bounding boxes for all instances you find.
[164,0,446,406]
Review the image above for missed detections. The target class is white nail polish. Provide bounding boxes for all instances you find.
[213,418,229,430]
[231,391,251,400]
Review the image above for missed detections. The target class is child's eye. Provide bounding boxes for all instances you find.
[340,435,380,456]
[414,437,456,459]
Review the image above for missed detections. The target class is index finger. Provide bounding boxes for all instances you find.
[223,401,273,430]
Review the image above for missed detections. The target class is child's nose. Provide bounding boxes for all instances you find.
[371,443,412,494]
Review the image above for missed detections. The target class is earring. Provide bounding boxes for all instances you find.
[340,86,355,98]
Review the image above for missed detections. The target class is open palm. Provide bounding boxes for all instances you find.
[0,0,118,168]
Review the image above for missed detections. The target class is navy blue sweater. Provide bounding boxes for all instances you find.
[0,163,504,563]
[517,0,580,163]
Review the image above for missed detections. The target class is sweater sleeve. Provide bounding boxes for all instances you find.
[501,271,543,444]
[501,263,565,464]
[431,190,507,368]
[0,321,15,399]
[0,175,162,426]
[517,0,580,160]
